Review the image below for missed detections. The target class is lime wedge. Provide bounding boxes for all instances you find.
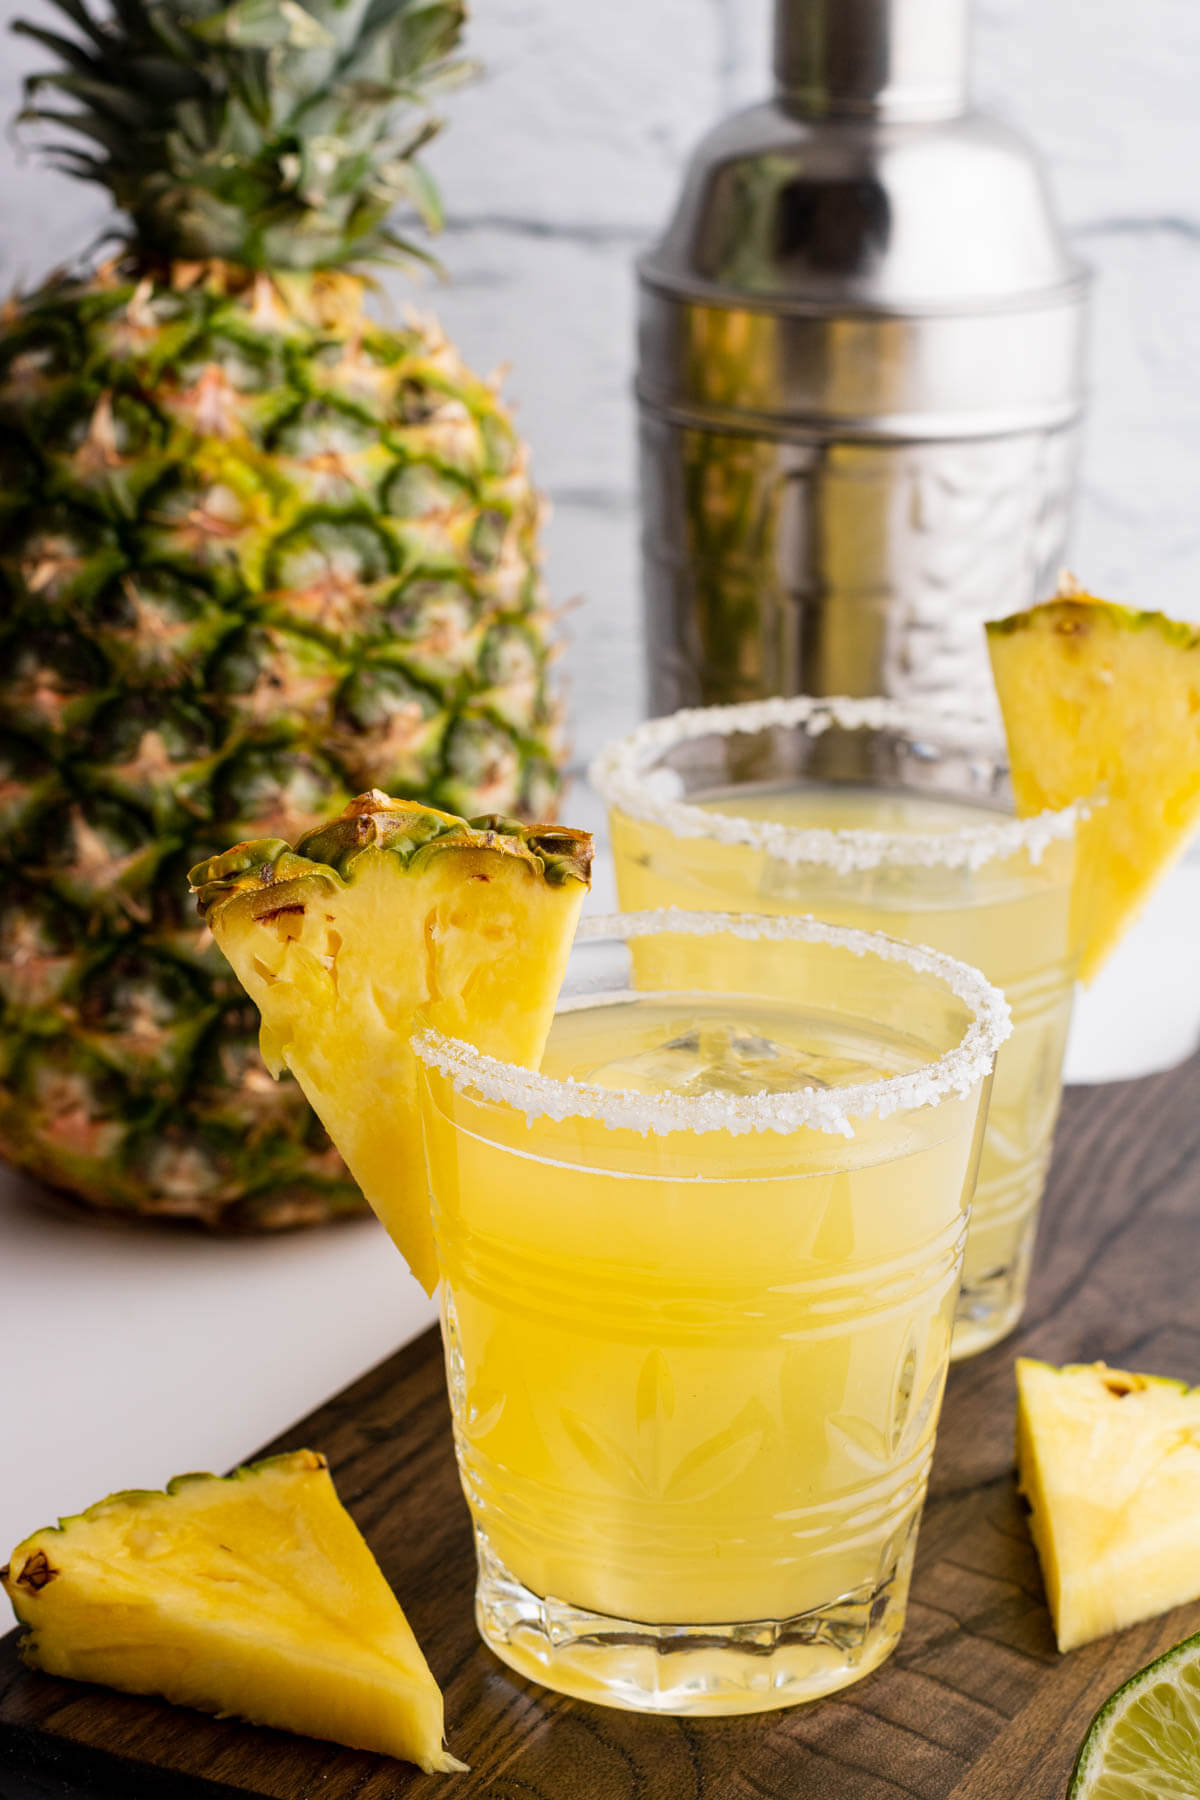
[1069,1630,1200,1799]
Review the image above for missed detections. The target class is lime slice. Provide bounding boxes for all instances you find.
[1069,1630,1200,1799]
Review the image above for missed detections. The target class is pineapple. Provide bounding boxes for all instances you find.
[1016,1358,1200,1653]
[189,791,591,1290]
[986,587,1200,981]
[0,0,564,1227]
[1,1449,465,1771]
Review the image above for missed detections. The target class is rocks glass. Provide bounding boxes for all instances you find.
[413,909,1007,1712]
[592,698,1081,1357]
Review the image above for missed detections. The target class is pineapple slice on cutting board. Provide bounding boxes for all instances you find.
[0,1451,465,1772]
[986,587,1200,982]
[1016,1358,1200,1652]
[190,793,592,1291]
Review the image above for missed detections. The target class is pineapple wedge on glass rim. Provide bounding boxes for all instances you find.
[987,584,1200,982]
[189,792,592,1291]
[1016,1358,1200,1653]
[1,1450,466,1772]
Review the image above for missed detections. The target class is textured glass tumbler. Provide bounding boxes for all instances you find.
[592,697,1081,1358]
[414,911,1007,1714]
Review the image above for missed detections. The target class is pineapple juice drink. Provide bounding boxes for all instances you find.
[592,700,1081,1359]
[414,912,1009,1715]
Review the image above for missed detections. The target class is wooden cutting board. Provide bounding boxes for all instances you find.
[3,1052,1200,1800]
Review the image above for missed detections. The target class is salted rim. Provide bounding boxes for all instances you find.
[588,695,1082,873]
[412,909,1012,1139]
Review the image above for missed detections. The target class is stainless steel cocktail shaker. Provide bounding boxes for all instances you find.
[637,0,1088,713]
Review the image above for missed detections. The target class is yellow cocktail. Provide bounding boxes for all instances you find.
[414,911,1008,1713]
[592,698,1081,1356]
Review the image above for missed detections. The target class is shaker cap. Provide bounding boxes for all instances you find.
[640,104,1083,315]
[637,0,1087,433]
[775,0,970,122]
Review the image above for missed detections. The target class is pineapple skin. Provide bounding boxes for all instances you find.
[0,261,563,1226]
[1,1449,465,1773]
[1016,1358,1200,1652]
[190,794,592,1291]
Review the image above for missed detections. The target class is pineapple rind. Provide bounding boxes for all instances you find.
[190,797,592,911]
[1016,1358,1200,1653]
[0,1450,464,1772]
[986,594,1200,982]
[988,600,1200,650]
[190,795,591,1291]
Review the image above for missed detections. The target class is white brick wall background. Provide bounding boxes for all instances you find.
[2,0,1198,787]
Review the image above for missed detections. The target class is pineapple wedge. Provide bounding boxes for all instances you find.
[986,589,1200,981]
[0,1450,465,1772]
[190,794,591,1292]
[1016,1358,1200,1652]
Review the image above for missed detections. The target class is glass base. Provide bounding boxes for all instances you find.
[473,1530,912,1715]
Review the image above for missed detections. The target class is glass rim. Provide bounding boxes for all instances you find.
[412,908,1012,1139]
[588,694,1083,873]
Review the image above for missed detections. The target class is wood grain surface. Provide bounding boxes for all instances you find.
[3,1053,1199,1800]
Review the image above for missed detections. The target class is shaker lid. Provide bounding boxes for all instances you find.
[639,104,1085,317]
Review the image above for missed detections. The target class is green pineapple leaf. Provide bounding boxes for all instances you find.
[12,0,469,269]
[189,0,335,51]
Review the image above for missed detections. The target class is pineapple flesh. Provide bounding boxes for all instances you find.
[0,0,564,1227]
[986,590,1200,982]
[1016,1358,1200,1653]
[190,793,592,1291]
[0,1450,465,1772]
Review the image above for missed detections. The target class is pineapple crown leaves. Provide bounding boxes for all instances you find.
[12,0,472,271]
[188,793,593,915]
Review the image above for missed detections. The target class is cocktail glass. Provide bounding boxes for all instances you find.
[413,909,1008,1714]
[591,697,1083,1359]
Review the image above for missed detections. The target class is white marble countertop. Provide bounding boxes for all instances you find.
[4,857,1200,1562]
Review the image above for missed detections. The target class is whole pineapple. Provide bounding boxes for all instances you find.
[0,0,563,1226]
